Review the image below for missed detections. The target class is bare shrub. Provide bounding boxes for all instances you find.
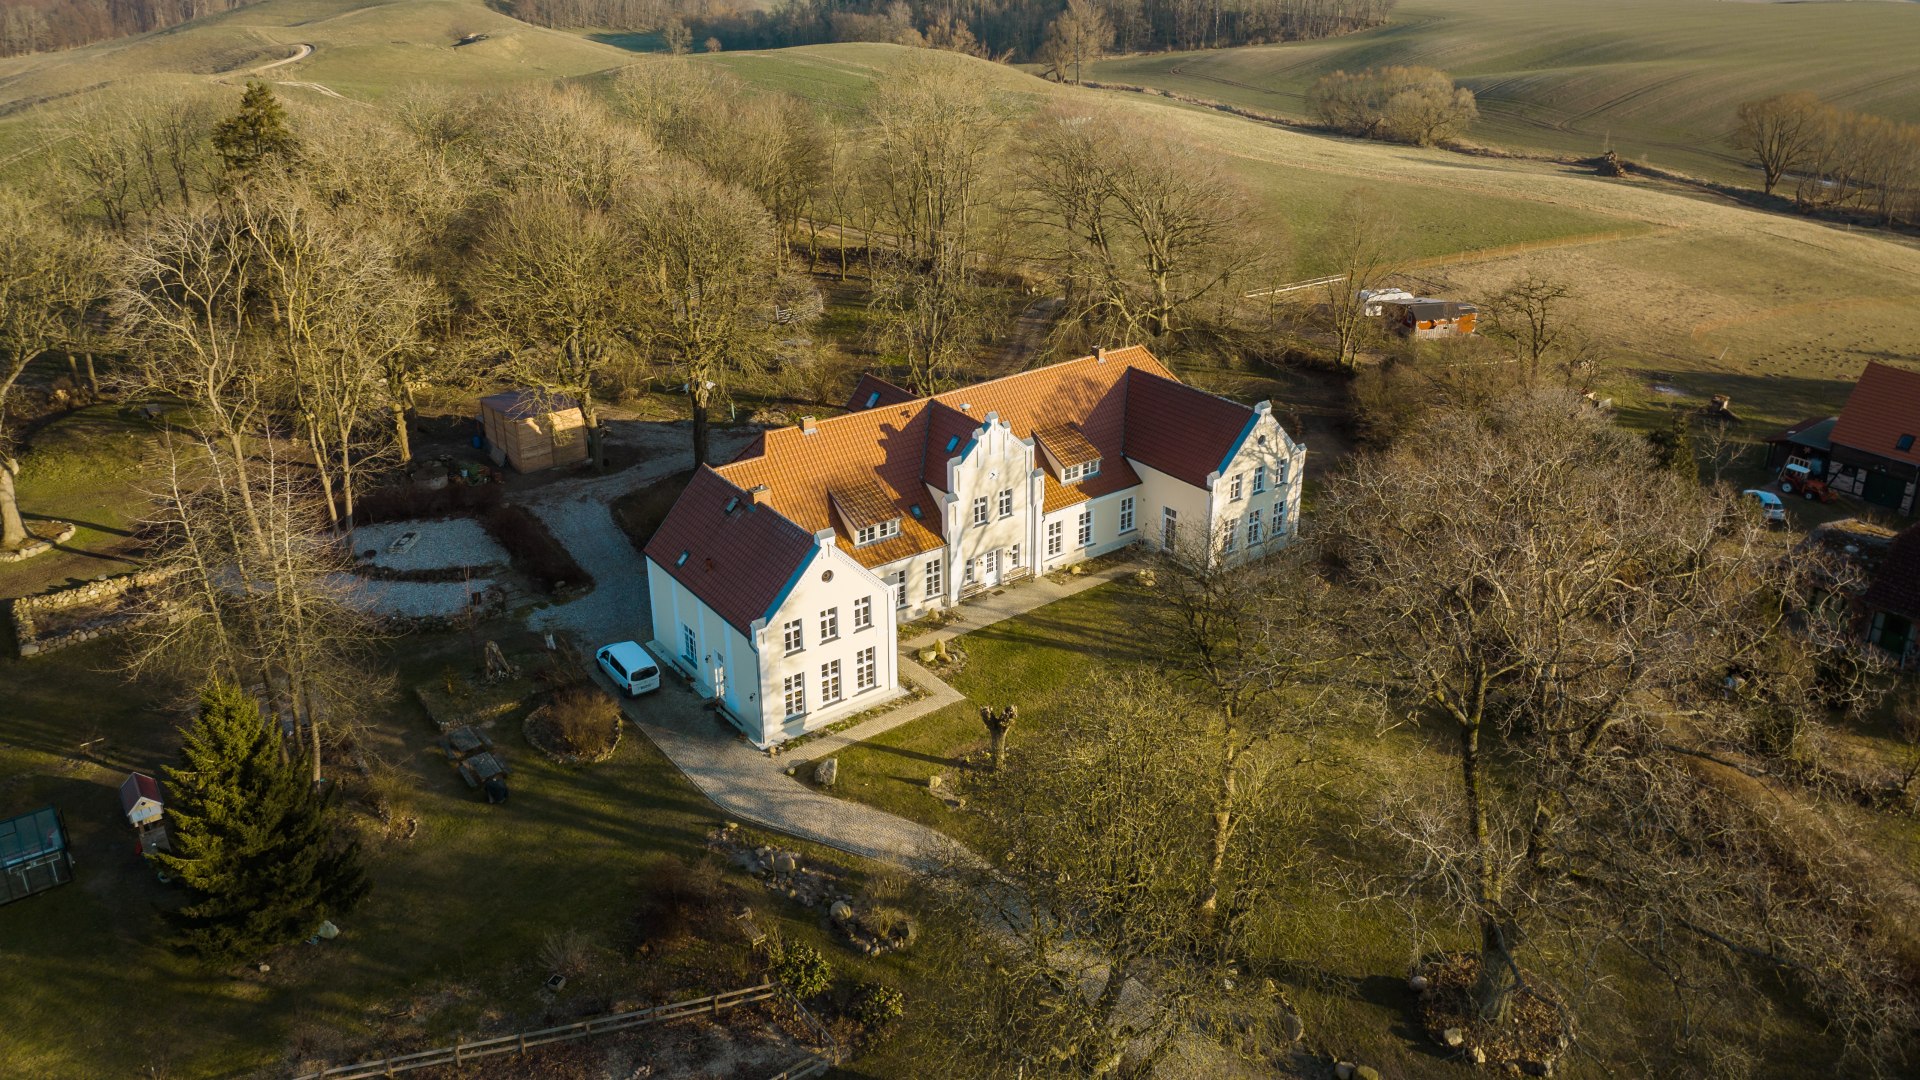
[546,686,618,757]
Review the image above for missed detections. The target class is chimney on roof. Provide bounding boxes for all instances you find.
[748,484,772,506]
[1095,346,1107,363]
[959,403,972,413]
[800,415,818,434]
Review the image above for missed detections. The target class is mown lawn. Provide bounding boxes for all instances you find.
[0,622,939,1078]
[0,404,161,600]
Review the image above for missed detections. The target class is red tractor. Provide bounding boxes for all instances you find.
[1779,460,1836,503]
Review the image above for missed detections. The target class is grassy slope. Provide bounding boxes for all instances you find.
[0,0,636,159]
[1088,0,1920,184]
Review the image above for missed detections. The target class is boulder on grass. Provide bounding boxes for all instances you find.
[830,900,852,923]
[814,757,839,787]
[1443,1027,1465,1048]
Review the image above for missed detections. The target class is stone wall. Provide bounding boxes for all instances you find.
[10,566,173,657]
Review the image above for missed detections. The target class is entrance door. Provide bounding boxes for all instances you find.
[1864,469,1907,510]
[1162,507,1178,551]
[982,549,1000,586]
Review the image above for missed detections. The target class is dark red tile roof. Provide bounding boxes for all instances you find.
[845,374,917,412]
[1831,362,1920,467]
[1864,523,1920,621]
[1122,368,1257,486]
[922,402,980,492]
[643,467,820,634]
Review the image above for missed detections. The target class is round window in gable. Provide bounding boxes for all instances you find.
[822,569,834,583]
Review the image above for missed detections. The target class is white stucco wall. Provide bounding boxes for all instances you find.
[1208,403,1307,560]
[939,415,1043,593]
[645,558,763,737]
[1040,488,1142,570]
[754,535,902,745]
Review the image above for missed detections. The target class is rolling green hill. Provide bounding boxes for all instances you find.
[1087,0,1920,184]
[0,0,637,158]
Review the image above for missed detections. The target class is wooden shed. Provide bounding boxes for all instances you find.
[478,391,589,473]
[1378,298,1479,339]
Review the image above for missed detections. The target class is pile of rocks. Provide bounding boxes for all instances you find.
[0,521,75,564]
[707,823,850,913]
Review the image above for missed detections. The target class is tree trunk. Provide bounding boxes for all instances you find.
[389,399,411,465]
[1199,725,1240,919]
[84,353,99,397]
[0,454,28,550]
[1459,718,1518,1024]
[990,725,1011,770]
[690,388,710,468]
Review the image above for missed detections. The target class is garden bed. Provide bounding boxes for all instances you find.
[415,670,540,733]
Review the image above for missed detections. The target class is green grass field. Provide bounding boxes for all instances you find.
[0,627,936,1077]
[1088,0,1920,185]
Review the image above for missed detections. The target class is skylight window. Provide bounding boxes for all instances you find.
[724,496,739,513]
[866,392,881,407]
[909,505,924,519]
[1900,434,1915,452]
[675,550,690,567]
[945,435,960,453]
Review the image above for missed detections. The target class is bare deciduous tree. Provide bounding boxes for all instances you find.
[1322,392,1920,1069]
[623,164,797,467]
[0,193,95,550]
[1039,0,1113,85]
[1317,189,1403,370]
[1732,91,1826,196]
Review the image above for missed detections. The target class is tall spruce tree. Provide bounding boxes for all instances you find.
[212,82,299,180]
[156,683,367,963]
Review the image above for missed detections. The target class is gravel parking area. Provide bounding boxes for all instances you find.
[331,574,496,618]
[352,519,508,572]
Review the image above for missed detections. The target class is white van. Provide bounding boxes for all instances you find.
[596,641,661,697]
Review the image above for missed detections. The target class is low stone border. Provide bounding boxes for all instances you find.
[0,521,76,563]
[11,564,173,657]
[524,702,622,765]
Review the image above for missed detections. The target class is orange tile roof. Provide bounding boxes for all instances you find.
[1832,362,1920,468]
[1034,422,1102,469]
[829,479,899,531]
[1042,473,1089,513]
[679,347,1253,589]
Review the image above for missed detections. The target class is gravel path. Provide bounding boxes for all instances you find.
[352,519,508,572]
[513,423,965,869]
[331,575,495,618]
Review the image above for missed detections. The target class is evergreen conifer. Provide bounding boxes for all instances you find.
[212,82,299,179]
[156,683,367,964]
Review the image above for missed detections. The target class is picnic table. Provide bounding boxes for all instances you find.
[441,725,494,762]
[458,751,509,789]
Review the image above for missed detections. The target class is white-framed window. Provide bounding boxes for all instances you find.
[819,607,839,642]
[972,496,989,526]
[853,595,873,630]
[1062,459,1103,484]
[856,646,877,691]
[1119,497,1135,533]
[782,619,803,654]
[855,519,901,546]
[1046,520,1063,557]
[1275,500,1289,531]
[890,571,907,609]
[1009,544,1022,568]
[925,556,944,599]
[997,488,1013,519]
[1223,517,1239,553]
[1077,509,1093,548]
[1229,474,1243,501]
[1162,506,1178,550]
[1248,508,1263,546]
[682,625,697,663]
[1253,465,1267,494]
[821,659,843,705]
[782,673,806,718]
[1277,458,1290,485]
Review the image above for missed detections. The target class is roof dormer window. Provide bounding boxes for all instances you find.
[855,519,902,547]
[1062,459,1102,484]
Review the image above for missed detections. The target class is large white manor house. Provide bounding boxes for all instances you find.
[642,346,1306,746]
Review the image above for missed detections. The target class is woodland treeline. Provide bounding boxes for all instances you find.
[0,0,262,57]
[1734,91,1920,226]
[496,0,1396,57]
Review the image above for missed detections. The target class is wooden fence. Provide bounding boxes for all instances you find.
[291,984,778,1080]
